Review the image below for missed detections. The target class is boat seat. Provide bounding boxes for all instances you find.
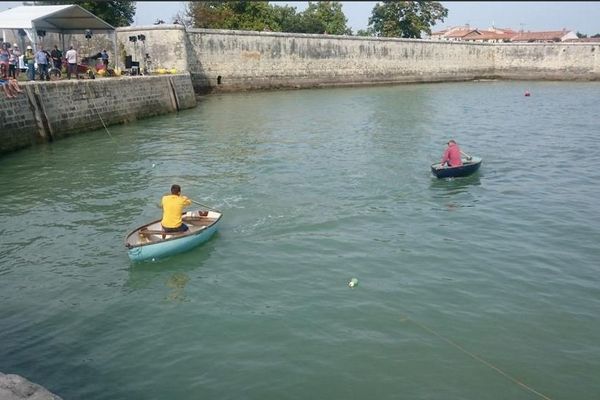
[140,229,185,237]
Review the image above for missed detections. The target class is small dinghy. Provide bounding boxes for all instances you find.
[431,156,482,179]
[125,209,222,262]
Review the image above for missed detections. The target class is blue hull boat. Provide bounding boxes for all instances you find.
[125,209,222,262]
[431,156,482,179]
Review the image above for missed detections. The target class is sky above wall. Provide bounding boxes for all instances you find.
[1,2,599,36]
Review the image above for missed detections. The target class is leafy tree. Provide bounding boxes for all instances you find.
[577,32,600,39]
[187,1,279,31]
[32,0,136,27]
[171,10,191,27]
[367,1,448,38]
[227,1,278,31]
[186,1,353,35]
[355,28,376,37]
[271,5,307,33]
[301,1,351,35]
[187,2,236,29]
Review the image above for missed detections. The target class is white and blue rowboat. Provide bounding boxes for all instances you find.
[125,209,222,262]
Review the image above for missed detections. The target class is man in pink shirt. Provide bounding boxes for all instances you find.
[440,139,463,167]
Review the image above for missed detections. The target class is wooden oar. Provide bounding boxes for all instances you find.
[460,150,473,161]
[190,199,221,213]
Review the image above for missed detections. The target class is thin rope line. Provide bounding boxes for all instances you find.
[86,82,114,140]
[94,105,112,138]
[401,313,553,400]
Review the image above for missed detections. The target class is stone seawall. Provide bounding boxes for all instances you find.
[494,43,600,80]
[185,29,496,93]
[0,372,62,400]
[0,74,196,156]
[116,26,599,94]
[3,28,599,155]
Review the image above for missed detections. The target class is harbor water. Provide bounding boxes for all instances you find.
[1,81,599,399]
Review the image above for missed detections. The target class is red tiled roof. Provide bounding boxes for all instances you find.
[444,29,475,38]
[463,30,517,41]
[431,26,474,38]
[431,28,450,36]
[431,26,579,42]
[492,28,517,34]
[511,31,571,42]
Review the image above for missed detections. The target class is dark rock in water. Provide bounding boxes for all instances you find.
[0,372,63,400]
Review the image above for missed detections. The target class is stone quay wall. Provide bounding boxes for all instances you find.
[2,27,599,155]
[494,43,600,80]
[0,372,62,400]
[185,29,496,93]
[0,74,196,156]
[116,26,599,93]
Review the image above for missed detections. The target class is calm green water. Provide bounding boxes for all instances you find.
[1,81,599,400]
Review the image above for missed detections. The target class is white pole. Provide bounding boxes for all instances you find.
[112,31,118,69]
[31,22,37,52]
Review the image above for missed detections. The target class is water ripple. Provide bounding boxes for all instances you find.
[1,82,600,399]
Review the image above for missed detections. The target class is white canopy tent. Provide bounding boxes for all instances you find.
[0,4,116,62]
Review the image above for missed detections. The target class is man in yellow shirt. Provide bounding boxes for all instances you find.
[161,184,192,232]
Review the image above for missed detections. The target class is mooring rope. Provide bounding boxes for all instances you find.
[85,82,114,140]
[400,313,553,400]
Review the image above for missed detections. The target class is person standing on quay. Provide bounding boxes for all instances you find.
[24,45,35,81]
[65,45,77,79]
[50,44,62,70]
[8,47,18,79]
[101,49,109,67]
[35,46,49,81]
[0,43,9,79]
[9,44,21,78]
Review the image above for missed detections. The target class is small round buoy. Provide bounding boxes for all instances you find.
[348,278,358,288]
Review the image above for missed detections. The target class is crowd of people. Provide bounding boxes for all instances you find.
[1,41,110,90]
[0,42,23,98]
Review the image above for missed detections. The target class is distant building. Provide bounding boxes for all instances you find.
[462,27,518,43]
[431,25,579,44]
[430,25,474,41]
[510,29,578,43]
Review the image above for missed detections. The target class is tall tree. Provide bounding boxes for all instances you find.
[187,1,352,35]
[32,1,136,27]
[368,1,448,38]
[186,2,235,29]
[301,1,351,35]
[356,28,376,37]
[187,1,278,31]
[271,5,304,33]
